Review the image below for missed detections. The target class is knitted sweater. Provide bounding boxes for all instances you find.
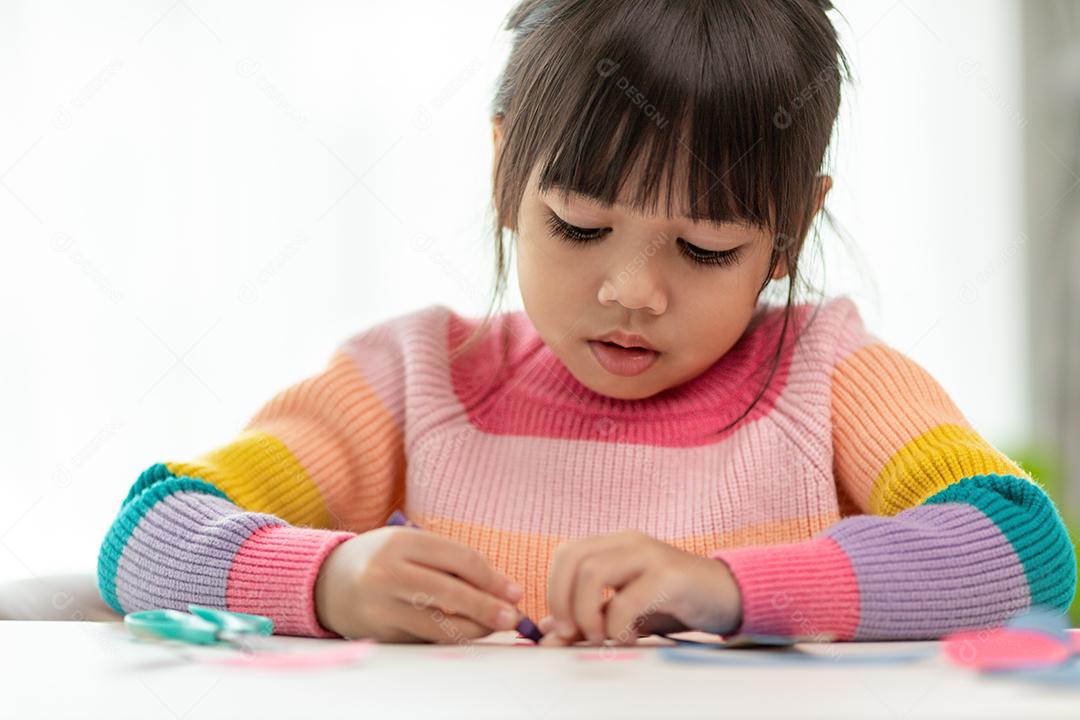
[96,296,1077,639]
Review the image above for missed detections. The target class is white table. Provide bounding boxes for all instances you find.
[1,621,1077,718]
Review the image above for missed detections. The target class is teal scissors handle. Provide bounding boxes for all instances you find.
[125,604,273,645]
[188,605,273,637]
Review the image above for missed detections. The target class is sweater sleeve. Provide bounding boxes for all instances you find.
[711,299,1077,641]
[96,316,412,637]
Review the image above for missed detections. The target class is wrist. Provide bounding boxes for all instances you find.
[709,557,743,635]
[313,548,339,636]
[314,539,355,639]
[225,525,354,637]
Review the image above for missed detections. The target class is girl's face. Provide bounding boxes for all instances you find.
[515,168,776,400]
[501,121,830,401]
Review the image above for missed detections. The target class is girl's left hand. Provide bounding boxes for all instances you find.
[537,529,742,646]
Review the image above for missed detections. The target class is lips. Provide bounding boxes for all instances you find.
[593,331,657,352]
[588,339,660,377]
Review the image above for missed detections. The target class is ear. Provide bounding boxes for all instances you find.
[770,254,790,281]
[769,175,832,281]
[813,174,832,216]
[492,114,506,218]
[491,114,505,189]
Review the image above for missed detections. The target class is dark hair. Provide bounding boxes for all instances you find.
[454,0,850,434]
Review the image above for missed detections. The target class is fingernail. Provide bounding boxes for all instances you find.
[505,582,523,602]
[496,608,517,629]
[538,615,554,633]
[556,620,576,638]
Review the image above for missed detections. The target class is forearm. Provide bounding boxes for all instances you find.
[97,462,355,637]
[712,473,1076,641]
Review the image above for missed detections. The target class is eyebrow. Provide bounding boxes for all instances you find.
[545,187,746,232]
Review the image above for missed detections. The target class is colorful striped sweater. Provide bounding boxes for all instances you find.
[96,296,1077,639]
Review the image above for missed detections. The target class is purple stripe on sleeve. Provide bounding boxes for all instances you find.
[114,491,287,613]
[824,502,1032,639]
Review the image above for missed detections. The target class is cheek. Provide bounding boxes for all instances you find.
[686,245,772,310]
[516,234,585,328]
[515,238,545,308]
[676,302,755,371]
[519,232,596,297]
[679,266,764,353]
[737,240,777,288]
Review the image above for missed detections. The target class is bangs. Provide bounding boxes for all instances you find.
[495,0,845,238]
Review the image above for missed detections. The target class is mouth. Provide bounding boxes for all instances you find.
[587,340,661,377]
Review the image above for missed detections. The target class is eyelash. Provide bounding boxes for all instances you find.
[544,212,742,269]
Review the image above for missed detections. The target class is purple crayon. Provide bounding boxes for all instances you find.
[386,509,543,643]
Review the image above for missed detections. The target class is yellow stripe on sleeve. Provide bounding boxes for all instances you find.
[166,428,333,529]
[869,423,1032,515]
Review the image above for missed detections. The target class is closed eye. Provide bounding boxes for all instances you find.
[545,212,607,242]
[676,239,743,268]
[544,210,743,269]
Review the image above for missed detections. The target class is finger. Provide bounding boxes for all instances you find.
[633,610,689,638]
[547,533,636,640]
[394,563,520,632]
[539,624,585,646]
[405,532,521,602]
[603,577,672,645]
[570,549,644,644]
[377,624,427,644]
[391,598,494,643]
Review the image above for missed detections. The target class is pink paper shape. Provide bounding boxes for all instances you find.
[575,649,641,661]
[206,639,376,669]
[942,628,1074,671]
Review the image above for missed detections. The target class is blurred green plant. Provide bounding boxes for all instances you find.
[1007,443,1080,626]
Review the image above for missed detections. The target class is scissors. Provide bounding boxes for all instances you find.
[124,604,274,649]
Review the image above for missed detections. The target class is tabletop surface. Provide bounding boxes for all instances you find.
[2,621,1078,719]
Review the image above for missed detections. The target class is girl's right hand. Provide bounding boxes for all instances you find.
[314,525,525,642]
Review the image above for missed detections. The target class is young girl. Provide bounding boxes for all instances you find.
[97,0,1076,646]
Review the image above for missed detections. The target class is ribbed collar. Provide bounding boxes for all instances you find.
[448,302,811,446]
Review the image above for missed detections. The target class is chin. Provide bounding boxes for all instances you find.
[586,374,666,401]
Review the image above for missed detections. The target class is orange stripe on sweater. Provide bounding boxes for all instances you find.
[832,342,1028,514]
[832,342,969,507]
[412,511,841,622]
[247,349,406,533]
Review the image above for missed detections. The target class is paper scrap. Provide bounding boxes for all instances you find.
[575,649,641,661]
[658,644,936,666]
[942,606,1080,673]
[204,639,376,669]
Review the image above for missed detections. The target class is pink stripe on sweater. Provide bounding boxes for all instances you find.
[226,524,355,637]
[712,536,860,640]
[446,301,816,447]
[406,420,841,538]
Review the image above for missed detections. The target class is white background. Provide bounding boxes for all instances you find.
[0,1,1030,582]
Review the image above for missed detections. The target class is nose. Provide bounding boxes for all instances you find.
[597,259,668,315]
